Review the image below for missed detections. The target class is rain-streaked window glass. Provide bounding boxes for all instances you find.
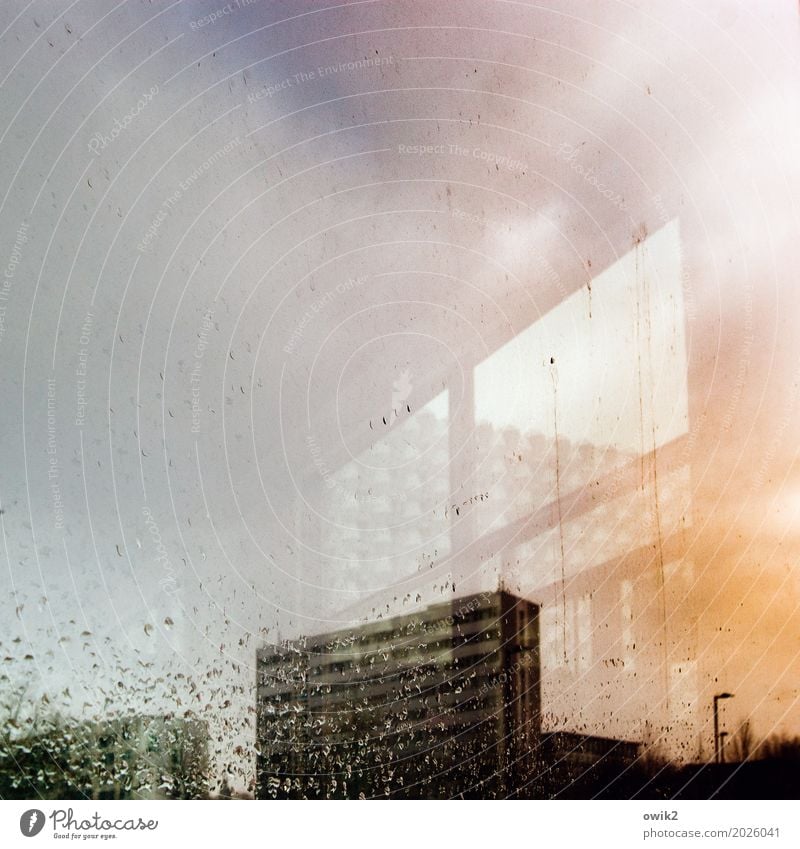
[1,0,799,804]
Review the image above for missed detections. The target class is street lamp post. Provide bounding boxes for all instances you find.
[713,692,734,764]
[719,732,729,764]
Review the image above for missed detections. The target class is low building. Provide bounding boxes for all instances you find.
[537,731,641,797]
[0,715,209,800]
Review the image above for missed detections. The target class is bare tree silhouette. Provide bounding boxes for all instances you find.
[730,720,755,762]
[756,733,800,761]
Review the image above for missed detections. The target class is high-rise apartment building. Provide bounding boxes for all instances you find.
[257,590,541,798]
